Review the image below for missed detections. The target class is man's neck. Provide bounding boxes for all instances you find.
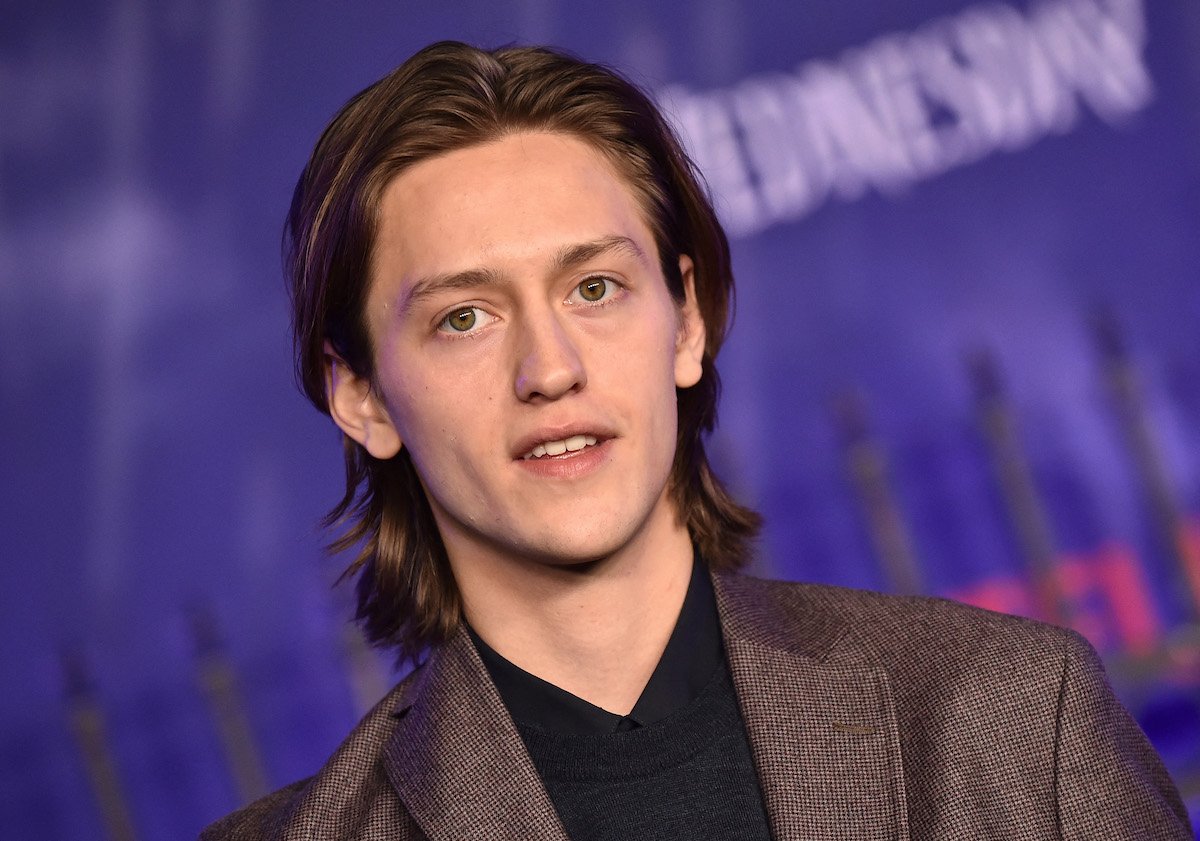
[448,497,695,716]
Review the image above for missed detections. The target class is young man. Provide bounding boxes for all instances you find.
[202,42,1190,840]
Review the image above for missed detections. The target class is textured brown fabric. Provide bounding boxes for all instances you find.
[201,573,1193,840]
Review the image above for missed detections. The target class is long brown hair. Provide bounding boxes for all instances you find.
[287,41,760,662]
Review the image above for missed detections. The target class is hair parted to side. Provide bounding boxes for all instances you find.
[287,40,761,662]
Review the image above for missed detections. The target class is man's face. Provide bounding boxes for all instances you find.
[329,132,705,572]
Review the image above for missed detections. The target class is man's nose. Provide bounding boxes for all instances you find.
[514,311,587,402]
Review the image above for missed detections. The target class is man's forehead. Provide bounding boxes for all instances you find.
[369,132,661,297]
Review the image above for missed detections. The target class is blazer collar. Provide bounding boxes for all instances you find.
[383,626,570,841]
[714,572,910,841]
[383,573,908,841]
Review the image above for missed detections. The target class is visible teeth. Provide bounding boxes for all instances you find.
[523,434,600,459]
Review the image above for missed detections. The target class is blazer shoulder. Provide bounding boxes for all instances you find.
[719,571,1088,673]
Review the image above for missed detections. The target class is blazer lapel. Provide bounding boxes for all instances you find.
[381,627,570,841]
[715,574,910,841]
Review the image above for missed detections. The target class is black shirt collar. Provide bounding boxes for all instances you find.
[468,559,723,735]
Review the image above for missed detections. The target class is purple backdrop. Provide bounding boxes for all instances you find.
[3,1,1198,837]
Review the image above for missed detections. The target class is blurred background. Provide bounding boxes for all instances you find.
[2,0,1198,837]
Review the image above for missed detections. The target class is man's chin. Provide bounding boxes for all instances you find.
[517,535,630,569]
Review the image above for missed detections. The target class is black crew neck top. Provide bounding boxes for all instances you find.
[468,562,773,841]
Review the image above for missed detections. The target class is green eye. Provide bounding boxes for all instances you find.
[445,308,477,331]
[578,278,607,302]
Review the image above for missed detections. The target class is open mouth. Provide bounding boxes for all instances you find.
[521,434,600,460]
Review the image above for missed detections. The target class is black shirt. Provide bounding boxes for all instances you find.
[469,562,773,841]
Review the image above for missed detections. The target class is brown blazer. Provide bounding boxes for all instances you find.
[201,573,1192,840]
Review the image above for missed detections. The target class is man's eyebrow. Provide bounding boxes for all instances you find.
[401,266,505,314]
[552,235,647,271]
[399,235,646,314]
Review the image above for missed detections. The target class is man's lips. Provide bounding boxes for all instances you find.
[511,425,615,461]
[522,434,598,460]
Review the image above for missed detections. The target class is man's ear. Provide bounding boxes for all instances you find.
[324,341,403,459]
[674,255,706,389]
